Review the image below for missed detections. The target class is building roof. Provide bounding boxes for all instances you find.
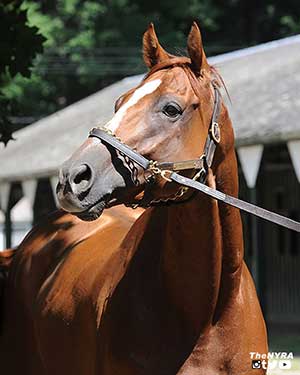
[216,34,300,146]
[0,34,299,183]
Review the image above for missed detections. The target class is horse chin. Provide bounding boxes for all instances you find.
[75,200,106,221]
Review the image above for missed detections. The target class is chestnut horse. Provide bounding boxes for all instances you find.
[0,23,267,374]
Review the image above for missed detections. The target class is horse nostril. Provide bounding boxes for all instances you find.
[70,164,94,192]
[73,165,92,184]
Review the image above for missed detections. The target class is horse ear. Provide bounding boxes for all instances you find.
[187,22,209,75]
[143,23,171,68]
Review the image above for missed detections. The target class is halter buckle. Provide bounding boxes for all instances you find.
[211,122,221,143]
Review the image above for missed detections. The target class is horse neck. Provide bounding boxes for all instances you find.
[160,116,244,335]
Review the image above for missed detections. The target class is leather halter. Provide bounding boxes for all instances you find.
[88,71,300,232]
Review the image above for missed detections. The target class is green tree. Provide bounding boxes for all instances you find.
[3,0,220,120]
[0,0,45,145]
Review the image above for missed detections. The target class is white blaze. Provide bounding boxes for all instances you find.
[107,79,161,133]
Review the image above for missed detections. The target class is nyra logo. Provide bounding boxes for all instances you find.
[250,352,293,370]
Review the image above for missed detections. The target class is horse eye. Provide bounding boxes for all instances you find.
[163,103,182,118]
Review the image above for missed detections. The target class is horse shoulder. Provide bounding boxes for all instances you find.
[30,206,144,321]
[6,206,142,313]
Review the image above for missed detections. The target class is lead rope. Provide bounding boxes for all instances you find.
[169,172,300,232]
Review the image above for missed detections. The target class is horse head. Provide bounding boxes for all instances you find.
[57,22,234,220]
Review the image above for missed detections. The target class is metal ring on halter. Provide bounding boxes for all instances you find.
[160,170,173,182]
[193,167,207,182]
[148,161,161,175]
[210,122,221,144]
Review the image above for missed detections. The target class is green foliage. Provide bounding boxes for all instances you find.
[0,0,45,78]
[1,0,300,146]
[0,0,46,145]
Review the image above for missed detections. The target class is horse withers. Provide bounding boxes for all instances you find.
[0,23,267,375]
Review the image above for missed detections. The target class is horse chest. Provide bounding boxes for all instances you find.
[99,243,194,374]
